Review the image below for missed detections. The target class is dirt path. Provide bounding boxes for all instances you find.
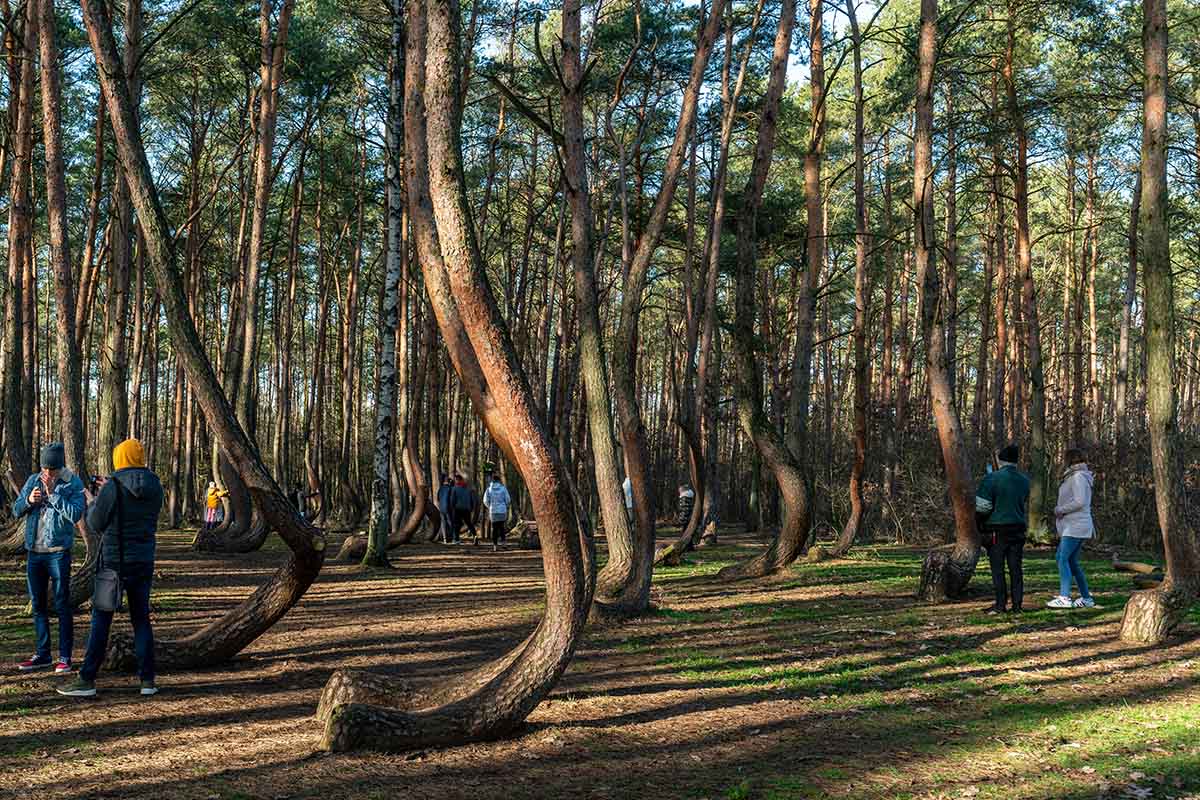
[2,531,1198,800]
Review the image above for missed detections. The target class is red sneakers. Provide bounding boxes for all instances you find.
[17,656,52,672]
[54,660,72,674]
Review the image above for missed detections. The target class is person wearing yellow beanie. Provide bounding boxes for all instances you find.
[111,438,147,471]
[59,438,164,699]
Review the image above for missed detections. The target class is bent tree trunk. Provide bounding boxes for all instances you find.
[657,0,765,568]
[316,0,593,751]
[81,0,326,671]
[192,456,271,553]
[717,0,803,582]
[913,0,979,601]
[600,0,724,611]
[560,0,639,618]
[1120,0,1200,644]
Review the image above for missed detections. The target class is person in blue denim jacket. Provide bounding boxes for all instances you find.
[12,442,85,673]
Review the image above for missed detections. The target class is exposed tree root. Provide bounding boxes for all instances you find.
[917,542,980,603]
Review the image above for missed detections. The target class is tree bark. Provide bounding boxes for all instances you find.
[318,0,593,750]
[787,0,826,469]
[1004,8,1048,536]
[811,0,868,562]
[81,0,326,671]
[3,0,35,489]
[716,0,802,582]
[97,0,140,473]
[915,0,979,602]
[604,0,724,611]
[1115,173,1141,442]
[364,0,405,569]
[1120,0,1200,644]
[560,0,639,617]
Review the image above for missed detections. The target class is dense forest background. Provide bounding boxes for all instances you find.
[1,0,1197,553]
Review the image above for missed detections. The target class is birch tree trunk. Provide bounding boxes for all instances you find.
[363,0,404,568]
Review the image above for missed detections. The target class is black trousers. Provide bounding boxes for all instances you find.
[453,511,476,542]
[985,529,1026,610]
[490,518,507,545]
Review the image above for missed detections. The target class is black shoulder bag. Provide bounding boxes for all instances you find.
[92,479,125,613]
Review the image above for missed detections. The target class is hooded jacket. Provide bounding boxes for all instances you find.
[87,440,164,565]
[12,468,85,553]
[1054,464,1094,539]
[483,481,510,520]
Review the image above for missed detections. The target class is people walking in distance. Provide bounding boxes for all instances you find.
[483,472,512,552]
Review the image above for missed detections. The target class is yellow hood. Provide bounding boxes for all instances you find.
[112,438,146,471]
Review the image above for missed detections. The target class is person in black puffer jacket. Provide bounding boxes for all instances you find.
[58,438,164,698]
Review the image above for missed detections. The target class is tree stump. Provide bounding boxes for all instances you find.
[513,520,540,550]
[918,544,980,603]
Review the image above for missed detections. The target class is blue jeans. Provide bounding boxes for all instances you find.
[1057,537,1092,599]
[27,550,73,661]
[81,563,154,682]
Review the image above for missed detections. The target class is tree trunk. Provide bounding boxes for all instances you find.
[560,0,640,617]
[604,0,724,611]
[787,0,825,470]
[1120,0,1200,643]
[1115,174,1141,442]
[363,1,405,569]
[81,0,326,671]
[2,0,36,489]
[657,0,765,566]
[716,0,802,582]
[1004,8,1048,537]
[97,0,140,473]
[811,0,868,562]
[38,0,84,475]
[915,0,979,602]
[318,0,593,750]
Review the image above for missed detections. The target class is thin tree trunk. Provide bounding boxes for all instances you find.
[363,4,405,568]
[1115,174,1141,442]
[811,0,868,561]
[1005,7,1048,536]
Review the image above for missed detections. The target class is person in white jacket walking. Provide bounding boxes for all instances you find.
[1047,445,1096,609]
[483,473,512,551]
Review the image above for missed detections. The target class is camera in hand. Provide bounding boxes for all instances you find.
[89,474,105,493]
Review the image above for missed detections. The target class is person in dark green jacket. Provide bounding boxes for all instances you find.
[975,442,1031,613]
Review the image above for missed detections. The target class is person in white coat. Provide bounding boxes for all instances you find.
[1047,445,1096,609]
[483,473,511,551]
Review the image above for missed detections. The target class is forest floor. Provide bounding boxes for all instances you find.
[1,527,1199,800]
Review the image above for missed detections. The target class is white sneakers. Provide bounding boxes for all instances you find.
[1046,595,1097,609]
